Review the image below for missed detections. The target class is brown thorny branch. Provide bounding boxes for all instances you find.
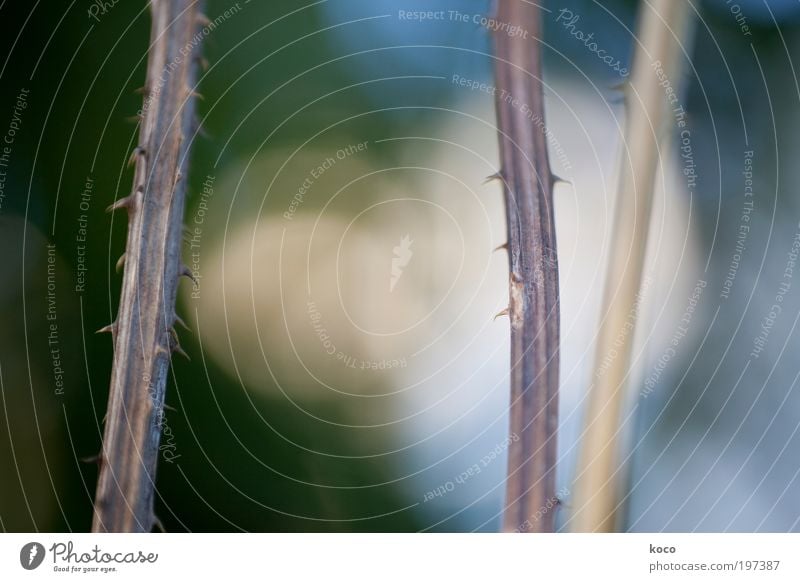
[92,0,205,532]
[492,2,560,533]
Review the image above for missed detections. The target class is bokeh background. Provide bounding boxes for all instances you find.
[1,0,800,532]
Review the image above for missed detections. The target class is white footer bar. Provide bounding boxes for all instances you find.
[1,533,797,581]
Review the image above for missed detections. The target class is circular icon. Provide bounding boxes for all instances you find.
[19,542,45,570]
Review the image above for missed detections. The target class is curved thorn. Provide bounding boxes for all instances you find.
[180,264,197,285]
[128,146,146,168]
[494,307,510,321]
[106,196,132,213]
[116,253,126,273]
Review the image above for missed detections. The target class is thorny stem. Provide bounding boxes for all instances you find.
[493,0,561,533]
[92,0,204,532]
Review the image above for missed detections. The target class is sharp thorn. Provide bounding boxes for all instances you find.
[196,13,212,27]
[173,343,190,361]
[169,328,191,361]
[494,307,510,321]
[116,253,126,272]
[163,403,178,412]
[106,196,132,213]
[180,264,197,285]
[610,80,629,93]
[96,323,115,335]
[152,515,166,533]
[174,314,191,332]
[551,174,572,186]
[494,242,509,253]
[80,453,102,465]
[483,172,503,185]
[128,146,145,167]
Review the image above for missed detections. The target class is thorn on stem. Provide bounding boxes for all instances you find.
[494,307,510,321]
[609,80,629,93]
[174,313,191,332]
[96,323,116,335]
[116,253,126,273]
[80,453,102,465]
[494,242,509,253]
[180,264,197,285]
[169,328,191,361]
[483,171,504,185]
[152,515,166,533]
[173,343,190,361]
[128,146,146,168]
[106,196,133,214]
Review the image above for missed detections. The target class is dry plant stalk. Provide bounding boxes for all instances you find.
[92,0,204,532]
[493,0,560,533]
[570,0,692,532]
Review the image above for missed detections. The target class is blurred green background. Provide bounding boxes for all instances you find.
[2,0,800,532]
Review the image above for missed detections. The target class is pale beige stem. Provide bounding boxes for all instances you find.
[570,0,692,532]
